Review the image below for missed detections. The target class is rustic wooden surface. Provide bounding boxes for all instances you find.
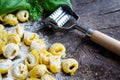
[39,0,120,80]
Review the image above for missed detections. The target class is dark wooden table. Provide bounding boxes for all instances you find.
[40,0,120,80]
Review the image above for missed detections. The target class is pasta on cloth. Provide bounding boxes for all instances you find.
[0,24,78,79]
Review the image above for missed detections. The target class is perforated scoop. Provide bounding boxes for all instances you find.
[44,4,120,56]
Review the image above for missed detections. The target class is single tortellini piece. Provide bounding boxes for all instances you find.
[25,49,39,70]
[49,43,66,58]
[30,39,46,53]
[16,10,29,22]
[29,64,50,78]
[49,56,61,73]
[0,39,6,54]
[0,14,6,21]
[0,29,7,43]
[0,59,12,74]
[12,63,28,80]
[3,14,18,26]
[2,43,20,59]
[7,33,21,45]
[12,25,24,38]
[39,48,52,65]
[62,58,78,76]
[24,31,39,45]
[41,74,55,80]
[0,24,4,31]
[27,78,40,80]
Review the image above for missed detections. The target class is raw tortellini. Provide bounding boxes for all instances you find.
[0,59,12,74]
[3,14,18,26]
[12,63,28,80]
[24,31,39,45]
[25,49,39,70]
[39,48,52,65]
[16,10,29,22]
[2,43,20,59]
[49,55,61,73]
[0,24,4,30]
[30,39,46,53]
[62,58,78,75]
[41,74,55,80]
[12,25,24,38]
[0,39,6,54]
[27,78,40,80]
[49,43,66,58]
[29,64,50,78]
[7,33,21,45]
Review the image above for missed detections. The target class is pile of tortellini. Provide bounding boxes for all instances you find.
[0,24,78,80]
[0,10,29,26]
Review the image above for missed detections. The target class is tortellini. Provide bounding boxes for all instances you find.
[0,28,7,43]
[62,58,78,76]
[0,59,12,74]
[24,31,39,45]
[0,14,6,22]
[25,49,39,70]
[49,56,61,73]
[16,10,29,22]
[49,43,66,58]
[2,43,20,59]
[7,33,21,45]
[12,63,28,80]
[29,64,50,78]
[41,74,55,80]
[27,78,40,80]
[0,39,6,54]
[12,25,24,38]
[30,39,46,53]
[0,24,4,31]
[3,14,18,26]
[39,48,52,65]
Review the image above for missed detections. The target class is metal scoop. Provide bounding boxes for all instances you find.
[44,4,120,56]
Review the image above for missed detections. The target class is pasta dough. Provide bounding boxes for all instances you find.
[25,49,39,70]
[24,31,39,45]
[16,10,29,22]
[0,59,12,74]
[3,14,18,26]
[27,78,40,80]
[2,43,20,59]
[0,39,5,54]
[62,58,78,75]
[49,43,66,58]
[12,63,28,80]
[29,64,50,78]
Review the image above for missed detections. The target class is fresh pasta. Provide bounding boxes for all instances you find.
[2,43,20,59]
[7,33,21,45]
[0,59,12,74]
[3,14,18,26]
[12,63,28,80]
[29,64,50,78]
[12,25,24,38]
[16,10,29,22]
[41,74,55,80]
[25,49,39,70]
[49,55,61,73]
[39,48,52,65]
[0,39,5,54]
[62,58,78,76]
[30,39,46,53]
[24,31,39,45]
[49,43,66,58]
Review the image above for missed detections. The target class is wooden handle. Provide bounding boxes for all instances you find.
[90,30,120,56]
